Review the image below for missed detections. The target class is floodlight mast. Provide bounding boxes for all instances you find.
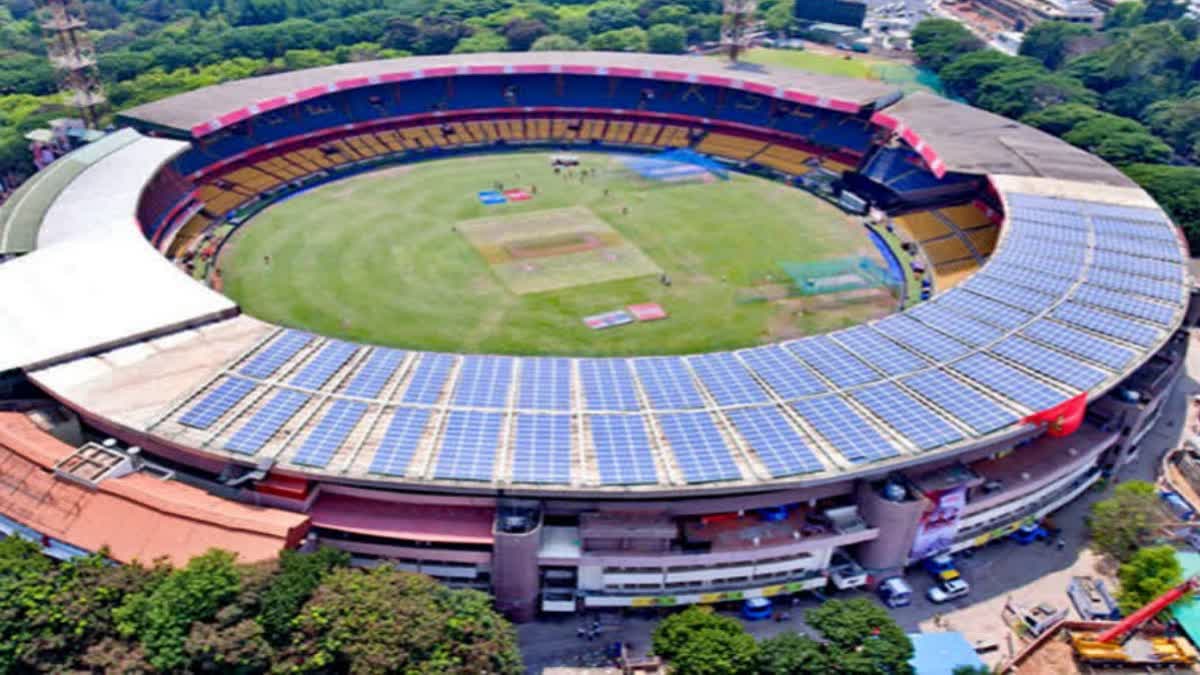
[36,0,106,128]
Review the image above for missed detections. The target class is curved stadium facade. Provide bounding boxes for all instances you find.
[0,52,1193,620]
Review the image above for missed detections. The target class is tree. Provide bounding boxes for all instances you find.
[1018,20,1093,69]
[452,29,507,53]
[278,566,522,673]
[758,633,830,674]
[503,18,549,51]
[806,598,914,675]
[1104,1,1143,28]
[587,3,641,34]
[652,606,747,661]
[1124,163,1200,255]
[652,607,759,675]
[940,50,1031,101]
[1146,97,1200,161]
[1062,114,1172,164]
[1022,102,1104,135]
[113,549,243,671]
[911,19,983,72]
[414,18,469,54]
[530,34,580,50]
[587,26,647,51]
[952,667,992,675]
[1090,480,1169,562]
[648,4,692,26]
[257,547,348,646]
[764,0,795,33]
[1117,545,1184,616]
[974,62,1097,118]
[647,23,686,53]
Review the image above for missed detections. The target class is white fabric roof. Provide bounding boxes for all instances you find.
[0,134,235,371]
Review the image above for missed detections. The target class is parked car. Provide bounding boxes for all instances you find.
[878,577,913,608]
[922,553,959,582]
[927,577,970,603]
[741,597,773,620]
[1011,522,1050,545]
[829,550,868,590]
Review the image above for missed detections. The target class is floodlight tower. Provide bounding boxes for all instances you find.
[721,0,758,63]
[36,0,106,127]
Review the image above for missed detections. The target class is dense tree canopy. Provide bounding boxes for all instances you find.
[1089,480,1169,563]
[1117,545,1184,616]
[0,538,521,674]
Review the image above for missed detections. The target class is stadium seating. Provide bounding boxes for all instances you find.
[892,202,998,292]
[166,212,211,259]
[753,145,814,176]
[930,259,977,290]
[695,133,767,161]
[893,211,952,242]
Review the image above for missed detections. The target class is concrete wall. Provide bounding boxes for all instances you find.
[854,481,925,570]
[492,519,543,622]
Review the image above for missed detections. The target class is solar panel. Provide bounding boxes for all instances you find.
[289,341,359,390]
[432,410,505,481]
[343,348,406,398]
[948,353,1065,411]
[633,357,705,410]
[849,381,964,450]
[901,369,1017,435]
[1053,303,1162,347]
[960,275,1057,314]
[735,346,827,400]
[1091,249,1182,282]
[985,264,1074,297]
[179,377,257,430]
[1093,233,1180,261]
[872,314,971,361]
[1023,320,1135,371]
[510,414,572,484]
[1091,216,1178,243]
[1085,268,1181,303]
[907,303,1003,347]
[590,415,658,485]
[991,336,1108,391]
[1008,193,1083,214]
[656,411,742,483]
[1084,202,1168,223]
[686,352,771,406]
[785,335,880,387]
[942,290,1034,330]
[292,400,368,468]
[399,353,456,404]
[225,389,310,455]
[791,396,899,464]
[724,406,824,477]
[578,359,641,411]
[1072,285,1177,326]
[239,330,313,379]
[368,407,433,476]
[516,358,572,411]
[452,356,515,408]
[831,325,927,377]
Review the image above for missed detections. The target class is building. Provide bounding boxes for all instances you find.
[972,0,1103,30]
[0,53,1192,622]
[794,0,868,28]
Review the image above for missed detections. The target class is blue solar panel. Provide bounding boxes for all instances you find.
[791,396,899,464]
[940,290,1034,330]
[452,356,515,408]
[225,389,310,455]
[343,348,406,398]
[785,335,880,387]
[179,377,257,430]
[657,412,742,483]
[433,410,505,481]
[831,325,927,377]
[1092,216,1177,243]
[907,303,1003,347]
[687,352,771,406]
[400,353,456,404]
[590,415,658,485]
[985,264,1074,297]
[292,400,368,468]
[240,330,313,379]
[1091,249,1182,282]
[1072,285,1177,326]
[736,346,827,400]
[948,353,1065,411]
[724,406,823,477]
[516,358,572,411]
[578,359,641,411]
[1053,303,1162,347]
[850,381,963,450]
[1093,233,1180,261]
[873,314,971,361]
[633,357,705,410]
[1023,320,1135,370]
[901,370,1017,435]
[1009,193,1083,214]
[1085,268,1181,303]
[1084,202,1167,223]
[368,407,433,476]
[991,336,1108,391]
[961,275,1057,315]
[510,414,572,484]
[289,341,359,390]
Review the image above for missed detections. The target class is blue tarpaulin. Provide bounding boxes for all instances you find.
[908,632,985,675]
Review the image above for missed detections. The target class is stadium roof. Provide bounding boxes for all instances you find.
[872,92,1134,187]
[0,134,235,372]
[118,52,900,136]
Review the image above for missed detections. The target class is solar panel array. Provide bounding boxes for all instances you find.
[177,191,1186,488]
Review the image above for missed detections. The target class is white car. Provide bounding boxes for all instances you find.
[926,577,970,603]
